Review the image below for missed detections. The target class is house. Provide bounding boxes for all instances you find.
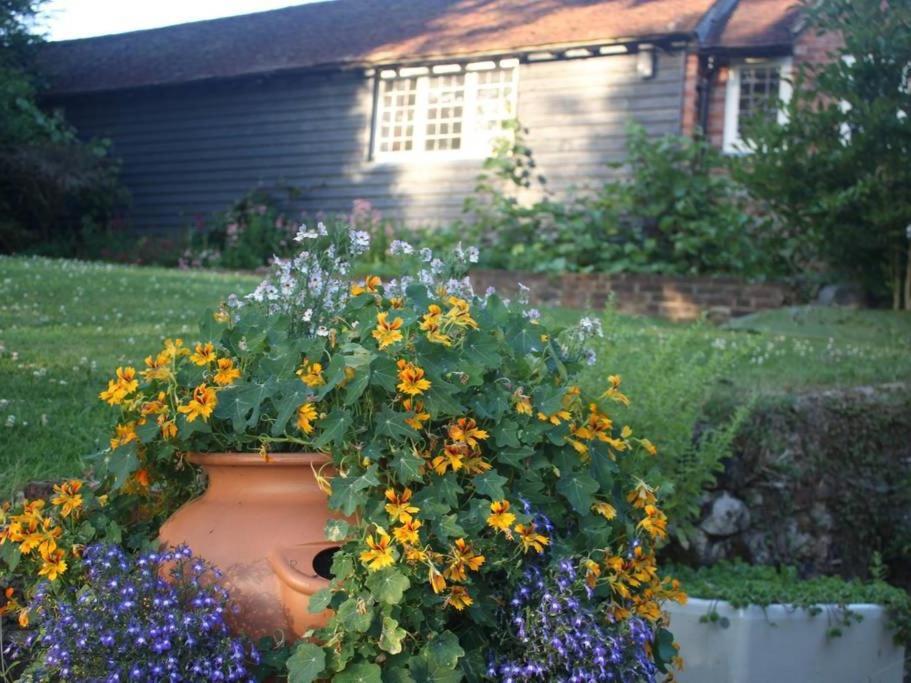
[38,0,820,232]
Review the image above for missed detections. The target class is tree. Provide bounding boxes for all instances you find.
[735,0,911,308]
[0,0,125,253]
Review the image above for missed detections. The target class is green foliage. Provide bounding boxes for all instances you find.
[734,0,911,307]
[0,0,126,255]
[449,121,780,277]
[668,560,911,643]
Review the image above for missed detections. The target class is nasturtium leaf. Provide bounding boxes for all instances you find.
[286,642,326,683]
[135,419,160,444]
[0,540,20,571]
[533,386,565,418]
[506,320,543,356]
[433,514,467,541]
[105,444,139,490]
[407,656,462,683]
[379,616,408,654]
[462,330,502,369]
[336,597,374,633]
[176,411,212,438]
[556,469,600,515]
[423,631,465,670]
[334,662,382,683]
[425,475,463,508]
[366,568,410,605]
[375,409,418,441]
[491,421,521,448]
[331,553,355,581]
[391,450,425,484]
[315,354,348,400]
[307,588,333,614]
[324,518,350,542]
[329,474,368,516]
[472,471,508,500]
[314,407,353,448]
[343,368,371,405]
[339,342,375,368]
[383,666,416,683]
[496,445,534,468]
[371,356,399,393]
[271,381,312,436]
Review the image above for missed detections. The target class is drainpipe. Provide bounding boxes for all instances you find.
[697,53,717,138]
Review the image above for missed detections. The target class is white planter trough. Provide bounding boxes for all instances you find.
[665,597,905,683]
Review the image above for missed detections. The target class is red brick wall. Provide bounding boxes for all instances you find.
[469,270,792,321]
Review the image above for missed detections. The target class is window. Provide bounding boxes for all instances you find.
[723,58,792,154]
[373,63,518,160]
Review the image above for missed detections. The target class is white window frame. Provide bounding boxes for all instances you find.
[372,61,519,163]
[723,57,793,154]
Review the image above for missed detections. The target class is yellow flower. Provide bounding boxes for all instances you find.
[178,384,217,422]
[142,351,172,381]
[396,359,431,396]
[621,425,633,439]
[445,586,473,611]
[159,417,178,439]
[190,342,217,366]
[162,338,189,360]
[447,417,488,449]
[445,296,478,329]
[463,455,492,474]
[213,357,242,386]
[592,501,617,520]
[514,390,533,416]
[351,274,382,296]
[393,518,422,545]
[431,443,467,475]
[428,565,447,594]
[296,402,319,434]
[37,547,67,581]
[402,398,430,431]
[50,480,83,518]
[515,523,550,554]
[537,409,572,426]
[486,500,516,533]
[385,488,419,523]
[140,392,169,417]
[213,307,231,324]
[99,366,139,405]
[297,360,325,388]
[372,312,404,349]
[109,422,138,450]
[444,538,485,581]
[584,558,602,588]
[601,374,631,406]
[419,304,452,346]
[18,608,29,628]
[640,438,658,456]
[360,530,395,571]
[638,504,668,540]
[627,481,657,509]
[405,546,429,563]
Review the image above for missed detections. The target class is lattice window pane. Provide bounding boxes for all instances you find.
[737,65,781,135]
[473,68,516,151]
[377,77,418,153]
[425,74,465,151]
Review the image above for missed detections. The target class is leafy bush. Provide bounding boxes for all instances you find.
[24,543,258,681]
[452,122,781,278]
[93,224,684,680]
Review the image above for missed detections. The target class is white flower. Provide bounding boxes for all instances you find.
[318,221,328,236]
[302,308,313,322]
[316,326,330,337]
[525,308,541,321]
[578,316,604,338]
[294,225,320,241]
[466,246,480,263]
[389,240,414,255]
[0,399,8,410]
[420,247,433,262]
[349,229,371,254]
[4,415,15,428]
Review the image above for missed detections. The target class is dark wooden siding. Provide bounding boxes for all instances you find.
[53,49,685,232]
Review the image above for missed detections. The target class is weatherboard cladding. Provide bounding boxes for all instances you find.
[54,50,686,231]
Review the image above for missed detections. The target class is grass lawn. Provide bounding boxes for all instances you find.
[2,255,909,497]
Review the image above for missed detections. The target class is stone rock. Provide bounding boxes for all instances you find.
[816,283,866,307]
[700,492,751,537]
[705,306,732,326]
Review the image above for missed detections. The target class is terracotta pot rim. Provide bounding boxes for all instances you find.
[187,452,332,467]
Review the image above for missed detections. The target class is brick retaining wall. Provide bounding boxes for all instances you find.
[469,270,792,321]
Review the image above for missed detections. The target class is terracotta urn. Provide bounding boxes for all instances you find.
[158,452,344,640]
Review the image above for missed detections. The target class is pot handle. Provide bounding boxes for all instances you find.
[268,546,330,597]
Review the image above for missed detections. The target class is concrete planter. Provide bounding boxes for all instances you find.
[666,597,905,683]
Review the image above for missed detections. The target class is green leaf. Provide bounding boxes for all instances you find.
[371,356,399,393]
[375,408,418,442]
[329,474,370,516]
[366,568,410,605]
[307,588,333,614]
[344,368,371,405]
[391,450,425,484]
[335,662,383,683]
[0,540,20,571]
[473,471,508,500]
[104,444,139,489]
[135,419,160,444]
[215,381,276,432]
[491,421,521,448]
[314,407,353,448]
[324,518,350,542]
[336,597,374,633]
[556,469,600,515]
[433,514,467,540]
[506,320,543,356]
[379,616,408,654]
[462,330,502,368]
[286,643,326,683]
[271,380,312,436]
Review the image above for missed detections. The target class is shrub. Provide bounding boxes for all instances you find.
[93,223,684,680]
[24,543,258,681]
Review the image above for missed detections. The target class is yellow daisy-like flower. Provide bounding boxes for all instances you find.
[385,488,419,523]
[37,547,67,581]
[296,402,319,434]
[159,417,178,440]
[445,585,473,611]
[640,438,658,456]
[50,480,83,518]
[360,530,395,571]
[627,481,657,509]
[537,409,572,426]
[177,384,218,422]
[592,501,617,520]
[393,518,422,545]
[514,523,550,554]
[444,538,485,581]
[396,359,431,396]
[602,374,631,406]
[431,443,467,476]
[419,304,453,346]
[351,274,382,296]
[486,500,516,533]
[190,342,217,366]
[402,398,430,431]
[109,422,138,450]
[584,558,602,588]
[372,312,404,349]
[297,360,325,388]
[638,504,668,540]
[428,565,447,594]
[162,338,190,360]
[213,307,231,324]
[514,390,533,416]
[213,358,242,386]
[142,351,173,382]
[445,296,478,330]
[99,366,139,405]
